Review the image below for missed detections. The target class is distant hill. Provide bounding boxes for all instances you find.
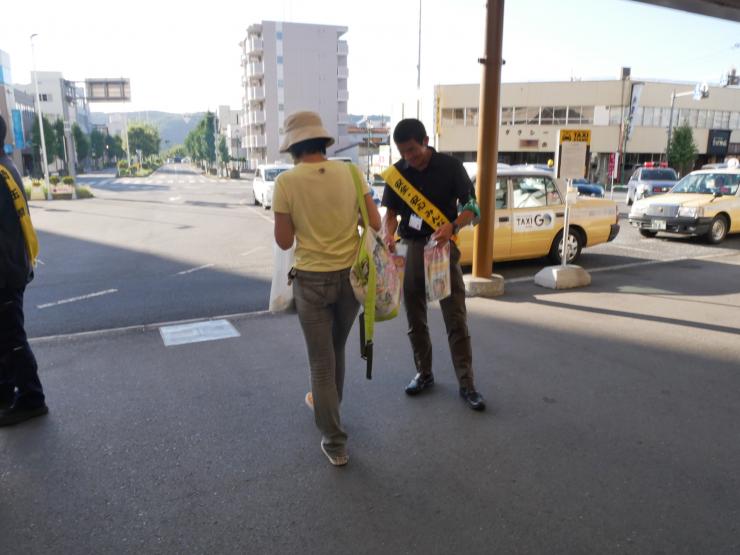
[90,111,205,150]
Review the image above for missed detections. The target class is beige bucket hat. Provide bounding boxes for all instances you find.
[279,111,335,153]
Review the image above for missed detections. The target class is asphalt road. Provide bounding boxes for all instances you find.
[24,166,740,337]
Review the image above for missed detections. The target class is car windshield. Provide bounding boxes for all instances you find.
[671,173,740,195]
[642,169,677,181]
[265,168,290,181]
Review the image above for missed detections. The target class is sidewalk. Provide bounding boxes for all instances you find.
[2,253,739,554]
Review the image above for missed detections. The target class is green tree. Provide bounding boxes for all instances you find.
[204,112,216,167]
[72,123,90,168]
[126,123,161,157]
[30,115,58,170]
[667,124,698,178]
[52,119,67,171]
[105,134,125,161]
[90,129,106,167]
[165,144,187,159]
[218,135,230,168]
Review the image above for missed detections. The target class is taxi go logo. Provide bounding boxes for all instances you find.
[514,211,555,232]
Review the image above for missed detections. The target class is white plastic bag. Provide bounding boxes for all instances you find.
[269,241,295,312]
[350,229,402,321]
[424,239,451,302]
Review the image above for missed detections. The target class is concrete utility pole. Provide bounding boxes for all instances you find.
[30,34,52,200]
[467,0,505,297]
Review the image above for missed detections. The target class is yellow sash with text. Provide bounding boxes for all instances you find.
[0,165,39,267]
[380,165,450,230]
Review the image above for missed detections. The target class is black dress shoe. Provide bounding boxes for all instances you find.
[460,387,486,411]
[0,404,49,427]
[405,373,434,396]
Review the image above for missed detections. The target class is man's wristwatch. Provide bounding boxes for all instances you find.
[451,221,460,234]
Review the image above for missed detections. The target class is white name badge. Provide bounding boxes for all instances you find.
[409,214,423,230]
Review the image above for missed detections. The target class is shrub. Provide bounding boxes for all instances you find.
[62,176,75,185]
[117,160,129,170]
[75,186,94,199]
[49,175,60,185]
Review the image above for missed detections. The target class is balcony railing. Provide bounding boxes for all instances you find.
[248,38,263,54]
[338,66,349,79]
[249,110,266,126]
[337,89,349,102]
[337,41,348,55]
[248,62,264,76]
[248,86,265,102]
[247,135,267,148]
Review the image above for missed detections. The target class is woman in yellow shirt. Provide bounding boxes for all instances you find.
[273,112,380,467]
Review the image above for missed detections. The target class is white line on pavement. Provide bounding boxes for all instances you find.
[240,246,265,256]
[37,288,119,309]
[169,196,182,201]
[36,258,45,265]
[176,263,214,275]
[505,251,738,284]
[247,206,274,223]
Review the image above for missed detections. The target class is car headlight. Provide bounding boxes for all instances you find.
[678,206,703,218]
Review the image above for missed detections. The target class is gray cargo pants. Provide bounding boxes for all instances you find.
[293,267,359,457]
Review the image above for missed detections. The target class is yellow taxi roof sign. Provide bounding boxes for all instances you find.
[559,129,591,144]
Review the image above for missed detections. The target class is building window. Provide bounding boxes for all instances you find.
[39,93,50,102]
[441,108,455,126]
[688,109,698,128]
[276,31,283,40]
[277,79,284,88]
[501,107,513,125]
[277,56,283,64]
[631,107,643,127]
[465,107,478,126]
[609,106,622,126]
[730,112,740,129]
[278,103,284,111]
[697,110,707,128]
[568,106,593,124]
[642,107,655,127]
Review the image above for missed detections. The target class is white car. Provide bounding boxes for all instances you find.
[252,163,293,209]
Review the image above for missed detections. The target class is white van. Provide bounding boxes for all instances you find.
[252,163,293,209]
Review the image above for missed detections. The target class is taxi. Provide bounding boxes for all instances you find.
[457,166,620,265]
[628,159,740,244]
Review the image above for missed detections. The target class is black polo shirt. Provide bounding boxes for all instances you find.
[381,148,474,240]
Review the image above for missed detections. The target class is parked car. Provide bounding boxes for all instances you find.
[457,166,620,264]
[252,163,293,209]
[628,161,740,244]
[627,165,678,204]
[572,178,605,198]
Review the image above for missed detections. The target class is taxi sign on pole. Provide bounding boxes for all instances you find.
[555,128,591,180]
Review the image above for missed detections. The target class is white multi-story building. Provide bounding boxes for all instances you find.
[239,21,350,169]
[217,105,247,167]
[435,77,740,182]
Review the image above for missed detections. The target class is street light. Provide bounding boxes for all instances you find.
[30,33,52,200]
[666,82,709,157]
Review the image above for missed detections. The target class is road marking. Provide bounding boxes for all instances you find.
[505,251,738,284]
[176,263,214,275]
[169,196,182,201]
[37,288,118,309]
[604,244,655,254]
[159,319,240,346]
[240,246,265,256]
[36,258,45,265]
[247,205,274,223]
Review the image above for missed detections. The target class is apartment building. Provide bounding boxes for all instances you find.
[217,105,247,168]
[239,21,350,169]
[1,49,38,174]
[435,79,740,182]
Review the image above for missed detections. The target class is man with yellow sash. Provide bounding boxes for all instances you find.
[0,116,47,426]
[381,119,485,411]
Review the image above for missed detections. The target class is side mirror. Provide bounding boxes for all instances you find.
[713,191,723,198]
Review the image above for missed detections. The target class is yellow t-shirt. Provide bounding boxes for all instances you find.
[273,160,370,272]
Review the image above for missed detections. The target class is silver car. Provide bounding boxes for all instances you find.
[627,166,678,205]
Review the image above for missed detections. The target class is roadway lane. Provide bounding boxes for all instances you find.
[26,164,274,337]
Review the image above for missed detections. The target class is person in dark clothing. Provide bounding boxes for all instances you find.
[0,115,47,426]
[381,118,485,411]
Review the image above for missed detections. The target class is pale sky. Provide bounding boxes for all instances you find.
[2,0,739,118]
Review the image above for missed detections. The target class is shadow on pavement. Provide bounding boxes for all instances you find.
[25,230,270,337]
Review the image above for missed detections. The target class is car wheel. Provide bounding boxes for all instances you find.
[639,229,658,238]
[548,228,583,264]
[705,215,729,244]
[627,194,633,206]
